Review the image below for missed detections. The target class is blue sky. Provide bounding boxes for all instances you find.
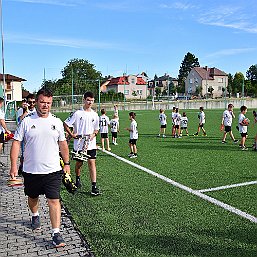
[2,0,257,92]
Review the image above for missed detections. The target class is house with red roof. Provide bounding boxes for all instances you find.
[0,73,26,101]
[185,67,228,98]
[102,74,148,99]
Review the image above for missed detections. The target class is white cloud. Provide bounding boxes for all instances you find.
[160,2,196,10]
[206,48,256,58]
[9,0,82,7]
[6,33,120,50]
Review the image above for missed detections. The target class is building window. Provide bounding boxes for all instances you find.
[124,90,129,95]
[137,90,142,95]
[131,78,136,84]
[7,94,12,100]
[218,78,223,83]
[218,86,222,91]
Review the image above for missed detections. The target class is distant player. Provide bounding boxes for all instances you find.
[114,104,119,118]
[110,114,119,145]
[173,108,181,138]
[194,106,207,136]
[171,106,176,137]
[238,105,249,150]
[180,112,189,136]
[221,103,238,144]
[157,109,167,138]
[252,110,257,151]
[99,109,111,151]
[126,112,138,158]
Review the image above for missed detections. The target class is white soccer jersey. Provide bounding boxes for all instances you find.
[110,118,119,133]
[223,110,233,126]
[0,109,5,133]
[171,112,176,125]
[99,115,110,133]
[199,111,205,124]
[180,117,188,128]
[64,109,99,151]
[174,113,181,126]
[159,113,167,126]
[14,112,66,174]
[238,113,247,133]
[130,119,138,139]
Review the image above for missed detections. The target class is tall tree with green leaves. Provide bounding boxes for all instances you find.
[232,72,245,96]
[227,73,233,97]
[178,52,200,93]
[246,64,257,96]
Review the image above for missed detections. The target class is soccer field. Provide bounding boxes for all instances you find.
[57,108,257,257]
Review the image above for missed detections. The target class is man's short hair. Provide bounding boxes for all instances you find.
[26,93,35,100]
[101,109,106,114]
[36,88,53,99]
[228,103,234,108]
[129,112,136,119]
[84,91,94,99]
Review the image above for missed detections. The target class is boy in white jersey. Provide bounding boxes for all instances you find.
[221,103,238,144]
[99,109,111,151]
[110,114,119,145]
[171,106,176,137]
[193,106,207,136]
[252,111,257,151]
[10,89,70,248]
[126,112,138,158]
[180,112,189,136]
[64,91,100,195]
[174,108,182,138]
[238,105,249,150]
[157,109,167,137]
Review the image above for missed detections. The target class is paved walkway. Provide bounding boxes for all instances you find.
[0,132,95,257]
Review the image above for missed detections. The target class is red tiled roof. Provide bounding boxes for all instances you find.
[0,73,26,81]
[109,76,129,85]
[194,67,227,80]
[136,77,146,85]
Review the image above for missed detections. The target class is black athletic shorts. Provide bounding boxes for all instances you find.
[111,132,118,138]
[175,125,180,129]
[0,132,4,143]
[181,127,187,130]
[160,125,166,128]
[241,132,248,138]
[101,133,108,138]
[129,139,137,145]
[199,124,204,128]
[225,126,232,132]
[22,170,62,199]
[72,149,97,161]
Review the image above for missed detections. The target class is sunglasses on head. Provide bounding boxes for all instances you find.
[28,101,36,104]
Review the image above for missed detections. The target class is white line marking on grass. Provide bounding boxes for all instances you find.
[100,149,257,224]
[198,181,257,193]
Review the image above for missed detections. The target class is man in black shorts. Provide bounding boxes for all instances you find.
[10,89,70,248]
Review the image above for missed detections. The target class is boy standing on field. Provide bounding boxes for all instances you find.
[110,114,119,145]
[194,106,207,136]
[126,112,138,159]
[157,109,167,137]
[99,109,111,151]
[221,103,238,144]
[180,112,189,136]
[238,105,249,150]
[64,91,100,195]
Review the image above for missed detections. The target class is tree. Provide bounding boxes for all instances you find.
[178,52,200,93]
[155,87,162,99]
[232,72,245,96]
[227,73,233,97]
[246,64,257,96]
[208,86,214,98]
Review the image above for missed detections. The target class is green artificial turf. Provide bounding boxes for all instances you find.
[56,107,257,257]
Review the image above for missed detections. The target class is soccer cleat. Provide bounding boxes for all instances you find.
[107,148,111,151]
[234,140,239,143]
[241,146,248,151]
[222,141,226,144]
[157,134,160,137]
[75,178,82,189]
[91,187,100,196]
[31,216,41,230]
[128,153,134,157]
[202,133,207,136]
[162,135,166,138]
[193,133,198,136]
[52,233,66,248]
[129,154,137,158]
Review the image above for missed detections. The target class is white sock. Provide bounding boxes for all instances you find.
[32,212,39,217]
[52,228,60,236]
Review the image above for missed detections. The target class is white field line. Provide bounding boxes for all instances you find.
[198,181,257,193]
[101,149,257,224]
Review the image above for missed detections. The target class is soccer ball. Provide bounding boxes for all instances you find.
[242,118,250,126]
